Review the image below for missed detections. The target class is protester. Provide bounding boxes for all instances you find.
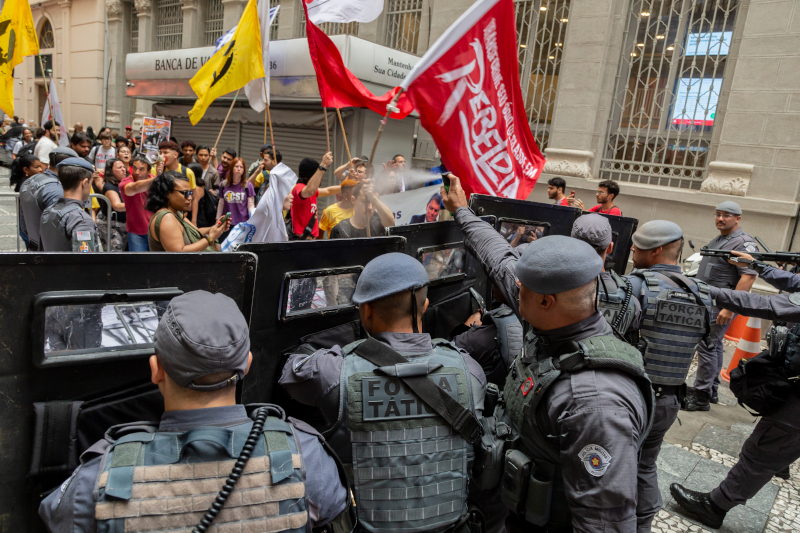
[249,145,282,204]
[570,179,623,215]
[9,153,43,193]
[69,132,92,158]
[330,180,394,238]
[73,122,83,134]
[95,158,128,251]
[410,192,443,223]
[114,136,129,152]
[85,125,96,142]
[547,177,569,206]
[119,156,155,251]
[156,140,196,189]
[239,162,299,244]
[10,128,32,160]
[180,140,196,166]
[88,131,116,170]
[247,144,274,182]
[33,120,60,165]
[289,153,335,239]
[333,157,369,181]
[319,179,357,238]
[216,157,255,228]
[210,147,235,185]
[195,145,220,195]
[117,144,132,169]
[386,154,409,192]
[188,162,218,229]
[146,170,229,252]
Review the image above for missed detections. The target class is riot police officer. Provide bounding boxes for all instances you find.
[280,252,486,533]
[39,291,353,533]
[689,200,759,410]
[670,284,800,529]
[441,177,653,531]
[626,220,713,532]
[570,213,641,334]
[39,158,100,252]
[18,146,77,250]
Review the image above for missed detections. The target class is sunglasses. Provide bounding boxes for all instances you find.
[175,189,194,198]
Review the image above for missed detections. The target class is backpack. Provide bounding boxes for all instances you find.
[16,141,37,159]
[729,350,797,416]
[196,186,219,228]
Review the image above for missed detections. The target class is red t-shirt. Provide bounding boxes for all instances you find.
[556,197,569,206]
[589,204,622,216]
[119,177,152,235]
[291,183,319,238]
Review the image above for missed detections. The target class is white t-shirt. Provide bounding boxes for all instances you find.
[90,145,116,170]
[33,136,58,165]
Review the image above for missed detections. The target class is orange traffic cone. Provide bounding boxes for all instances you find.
[720,316,762,383]
[724,314,748,343]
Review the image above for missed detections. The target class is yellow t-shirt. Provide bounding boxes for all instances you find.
[319,203,354,237]
[253,170,268,188]
[151,164,196,189]
[89,187,100,209]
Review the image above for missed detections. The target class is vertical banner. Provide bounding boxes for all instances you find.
[141,117,172,152]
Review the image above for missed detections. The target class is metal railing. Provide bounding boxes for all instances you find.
[91,193,114,252]
[0,191,21,252]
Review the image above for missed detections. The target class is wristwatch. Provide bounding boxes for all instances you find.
[318,165,327,172]
[204,234,214,246]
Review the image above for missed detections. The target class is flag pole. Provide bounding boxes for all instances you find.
[335,107,352,165]
[262,78,275,149]
[323,108,330,152]
[38,55,53,120]
[368,90,403,165]
[266,103,275,149]
[213,89,240,153]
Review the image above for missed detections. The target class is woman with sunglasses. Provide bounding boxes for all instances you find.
[146,170,230,252]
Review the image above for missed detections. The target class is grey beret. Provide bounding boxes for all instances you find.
[50,147,78,157]
[56,157,93,172]
[716,201,742,215]
[515,236,602,295]
[632,220,683,250]
[571,213,612,251]
[353,253,429,304]
[154,291,250,391]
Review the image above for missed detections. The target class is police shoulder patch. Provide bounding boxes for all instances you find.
[789,292,800,307]
[578,444,612,477]
[743,242,758,253]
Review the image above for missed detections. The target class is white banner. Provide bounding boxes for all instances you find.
[380,185,443,226]
[40,79,69,147]
[305,0,383,24]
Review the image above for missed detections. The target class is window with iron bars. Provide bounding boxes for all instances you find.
[156,0,184,51]
[269,0,280,40]
[131,3,139,53]
[601,0,739,189]
[299,10,358,37]
[516,0,571,151]
[204,0,224,46]
[385,0,423,54]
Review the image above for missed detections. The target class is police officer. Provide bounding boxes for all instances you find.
[688,200,758,410]
[39,158,100,252]
[570,213,641,334]
[626,220,713,532]
[280,252,486,533]
[18,146,77,250]
[670,284,800,529]
[441,177,653,531]
[39,291,353,533]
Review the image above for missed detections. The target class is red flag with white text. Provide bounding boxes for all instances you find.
[303,1,413,118]
[400,0,544,199]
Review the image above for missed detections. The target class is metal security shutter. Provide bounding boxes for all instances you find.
[170,118,241,155]
[240,125,330,175]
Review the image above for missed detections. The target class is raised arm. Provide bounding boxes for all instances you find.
[333,158,358,181]
[122,176,155,196]
[300,152,333,198]
[711,285,800,323]
[363,180,395,228]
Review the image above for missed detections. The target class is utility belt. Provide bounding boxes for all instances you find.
[472,384,562,529]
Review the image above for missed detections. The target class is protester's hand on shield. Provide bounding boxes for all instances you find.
[441,174,467,212]
[321,151,333,168]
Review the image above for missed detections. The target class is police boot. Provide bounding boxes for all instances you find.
[683,388,711,412]
[710,390,719,404]
[669,483,727,529]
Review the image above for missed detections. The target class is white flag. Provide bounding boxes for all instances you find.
[40,79,69,147]
[306,0,383,24]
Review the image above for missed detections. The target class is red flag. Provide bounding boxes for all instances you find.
[303,1,413,118]
[400,0,544,199]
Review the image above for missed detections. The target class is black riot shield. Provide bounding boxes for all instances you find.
[238,237,405,414]
[592,212,638,274]
[388,218,494,339]
[0,252,256,532]
[469,194,582,240]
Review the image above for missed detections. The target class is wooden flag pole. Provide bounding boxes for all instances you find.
[262,78,275,149]
[213,89,240,153]
[266,103,275,149]
[323,108,330,152]
[335,107,352,165]
[368,90,403,165]
[38,55,52,117]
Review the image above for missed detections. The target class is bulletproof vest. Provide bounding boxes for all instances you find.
[482,305,523,371]
[93,417,308,533]
[40,200,94,252]
[630,269,713,386]
[335,338,476,533]
[597,270,636,334]
[19,171,62,245]
[501,331,654,528]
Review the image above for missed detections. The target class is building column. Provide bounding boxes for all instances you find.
[181,0,202,49]
[221,0,246,32]
[542,0,628,180]
[59,0,72,128]
[276,0,296,39]
[105,0,126,131]
[133,0,155,127]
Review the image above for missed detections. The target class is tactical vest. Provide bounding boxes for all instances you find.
[500,331,655,528]
[93,416,309,533]
[597,271,636,334]
[334,338,477,533]
[40,201,97,252]
[480,305,523,386]
[630,269,713,386]
[19,171,61,245]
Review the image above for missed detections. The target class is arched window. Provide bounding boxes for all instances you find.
[39,20,55,49]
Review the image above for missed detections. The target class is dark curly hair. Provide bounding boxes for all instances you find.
[102,158,127,185]
[10,154,40,192]
[146,170,190,213]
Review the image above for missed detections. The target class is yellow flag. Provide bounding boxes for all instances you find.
[188,0,265,125]
[0,0,40,118]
